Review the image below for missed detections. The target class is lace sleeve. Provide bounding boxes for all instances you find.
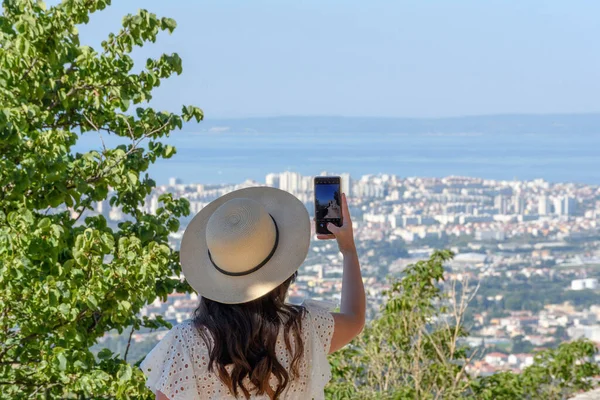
[302,299,335,354]
[139,323,200,400]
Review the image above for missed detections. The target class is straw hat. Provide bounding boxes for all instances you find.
[180,187,310,304]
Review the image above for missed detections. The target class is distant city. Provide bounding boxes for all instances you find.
[91,172,600,375]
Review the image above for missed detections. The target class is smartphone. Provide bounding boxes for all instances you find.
[314,176,343,235]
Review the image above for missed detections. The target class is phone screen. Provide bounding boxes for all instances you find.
[314,177,342,234]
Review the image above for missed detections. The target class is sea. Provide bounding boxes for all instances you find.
[75,130,600,186]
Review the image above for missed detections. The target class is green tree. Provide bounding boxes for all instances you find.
[471,340,600,399]
[326,251,600,400]
[0,1,202,398]
[326,250,473,399]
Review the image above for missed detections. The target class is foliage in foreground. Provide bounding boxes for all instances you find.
[471,339,599,399]
[326,250,600,400]
[0,1,201,398]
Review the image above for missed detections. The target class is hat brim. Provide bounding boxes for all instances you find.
[180,187,310,304]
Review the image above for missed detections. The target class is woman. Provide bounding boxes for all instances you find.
[140,187,365,399]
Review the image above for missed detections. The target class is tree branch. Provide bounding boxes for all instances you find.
[72,200,91,224]
[123,115,134,140]
[68,115,173,188]
[21,57,39,81]
[123,326,135,362]
[82,113,100,132]
[102,28,131,55]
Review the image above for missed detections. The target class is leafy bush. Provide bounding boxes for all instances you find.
[472,340,600,400]
[326,251,599,399]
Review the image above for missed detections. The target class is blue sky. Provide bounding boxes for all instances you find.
[76,0,600,118]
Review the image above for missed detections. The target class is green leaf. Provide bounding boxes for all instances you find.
[58,303,71,318]
[97,348,113,360]
[161,17,177,33]
[49,289,60,306]
[120,98,130,111]
[164,145,175,158]
[87,294,98,309]
[117,364,132,382]
[127,171,138,185]
[38,217,51,229]
[57,353,67,371]
[119,300,131,311]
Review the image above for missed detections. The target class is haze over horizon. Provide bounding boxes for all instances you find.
[69,1,600,186]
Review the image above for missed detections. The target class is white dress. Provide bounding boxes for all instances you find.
[140,301,335,400]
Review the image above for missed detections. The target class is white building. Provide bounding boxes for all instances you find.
[168,177,182,186]
[475,229,506,241]
[265,173,280,188]
[340,173,352,195]
[485,352,508,367]
[552,196,576,216]
[353,182,384,198]
[553,197,565,216]
[388,214,403,229]
[300,176,313,192]
[571,278,599,291]
[363,213,386,224]
[508,354,534,368]
[453,253,488,264]
[538,196,551,216]
[567,325,600,341]
[435,215,458,225]
[279,171,302,194]
[494,195,508,214]
[513,195,526,215]
[563,196,577,216]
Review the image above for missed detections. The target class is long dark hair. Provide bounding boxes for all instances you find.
[193,272,305,399]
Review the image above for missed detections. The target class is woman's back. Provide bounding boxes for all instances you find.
[141,302,334,400]
[141,188,365,399]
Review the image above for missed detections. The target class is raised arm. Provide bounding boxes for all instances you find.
[317,193,366,353]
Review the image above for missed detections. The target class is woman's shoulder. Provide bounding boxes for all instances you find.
[140,320,208,369]
[298,299,336,354]
[152,319,194,344]
[167,319,211,349]
[166,319,209,335]
[300,299,336,321]
[139,319,212,397]
[169,319,195,336]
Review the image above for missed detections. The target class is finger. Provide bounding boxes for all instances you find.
[341,193,351,223]
[327,223,341,235]
[317,234,335,240]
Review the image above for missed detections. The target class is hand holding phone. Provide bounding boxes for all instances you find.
[317,193,355,254]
